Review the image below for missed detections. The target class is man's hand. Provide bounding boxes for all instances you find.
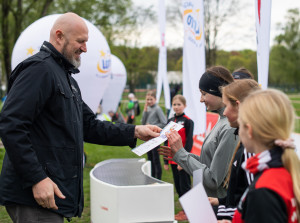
[134,125,161,141]
[32,177,65,210]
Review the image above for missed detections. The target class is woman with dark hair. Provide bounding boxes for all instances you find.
[160,66,238,199]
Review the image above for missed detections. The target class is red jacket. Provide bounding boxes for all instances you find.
[233,167,297,223]
[165,113,194,165]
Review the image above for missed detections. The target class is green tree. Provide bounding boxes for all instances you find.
[239,50,257,79]
[204,0,240,66]
[269,8,300,87]
[215,50,230,67]
[111,45,158,92]
[161,0,243,67]
[167,48,182,71]
[0,0,153,90]
[227,52,246,72]
[174,56,182,71]
[216,49,257,79]
[0,0,55,87]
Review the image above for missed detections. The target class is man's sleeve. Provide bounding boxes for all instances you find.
[0,63,52,188]
[82,102,137,148]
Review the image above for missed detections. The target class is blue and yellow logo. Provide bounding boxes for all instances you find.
[183,2,203,47]
[96,50,111,78]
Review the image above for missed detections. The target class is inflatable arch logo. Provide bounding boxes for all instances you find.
[26,47,36,56]
[96,50,111,78]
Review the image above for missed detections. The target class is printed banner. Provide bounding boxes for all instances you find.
[11,14,111,113]
[182,0,206,135]
[255,0,272,90]
[156,0,171,109]
[191,112,219,156]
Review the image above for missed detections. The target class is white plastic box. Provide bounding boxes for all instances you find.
[90,158,176,223]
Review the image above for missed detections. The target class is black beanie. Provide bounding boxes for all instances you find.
[199,72,229,97]
[232,71,252,79]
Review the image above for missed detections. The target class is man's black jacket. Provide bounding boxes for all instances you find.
[0,41,136,218]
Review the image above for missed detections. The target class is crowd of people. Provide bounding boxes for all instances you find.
[0,12,299,223]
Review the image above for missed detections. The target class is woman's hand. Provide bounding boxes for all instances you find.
[208,197,219,206]
[166,130,184,153]
[164,164,169,171]
[159,131,183,160]
[158,146,173,160]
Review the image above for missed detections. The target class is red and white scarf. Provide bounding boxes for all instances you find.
[242,147,283,174]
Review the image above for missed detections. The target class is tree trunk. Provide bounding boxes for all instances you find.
[1,0,11,87]
[40,0,54,17]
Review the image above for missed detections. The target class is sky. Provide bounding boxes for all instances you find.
[133,0,300,51]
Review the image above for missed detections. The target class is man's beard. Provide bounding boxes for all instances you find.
[62,41,81,69]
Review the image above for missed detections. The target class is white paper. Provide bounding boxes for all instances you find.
[132,121,183,156]
[179,183,217,223]
[193,168,203,187]
[291,133,300,159]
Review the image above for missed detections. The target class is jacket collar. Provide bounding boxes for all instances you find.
[174,113,185,118]
[40,41,80,74]
[212,106,226,118]
[242,146,283,175]
[234,128,239,136]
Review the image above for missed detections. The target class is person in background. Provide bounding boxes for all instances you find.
[108,110,125,123]
[95,104,111,121]
[220,89,300,223]
[142,90,167,180]
[126,93,140,124]
[164,95,194,221]
[168,84,182,117]
[0,12,161,223]
[208,79,260,220]
[160,66,238,201]
[232,67,254,80]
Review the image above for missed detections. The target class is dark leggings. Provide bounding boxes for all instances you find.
[147,146,162,180]
[171,164,191,197]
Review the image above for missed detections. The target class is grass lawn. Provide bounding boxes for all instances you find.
[290,95,300,132]
[0,141,185,223]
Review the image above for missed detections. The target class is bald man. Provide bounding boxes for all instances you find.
[0,12,160,222]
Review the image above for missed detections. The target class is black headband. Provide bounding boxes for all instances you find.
[199,72,229,97]
[232,71,252,79]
